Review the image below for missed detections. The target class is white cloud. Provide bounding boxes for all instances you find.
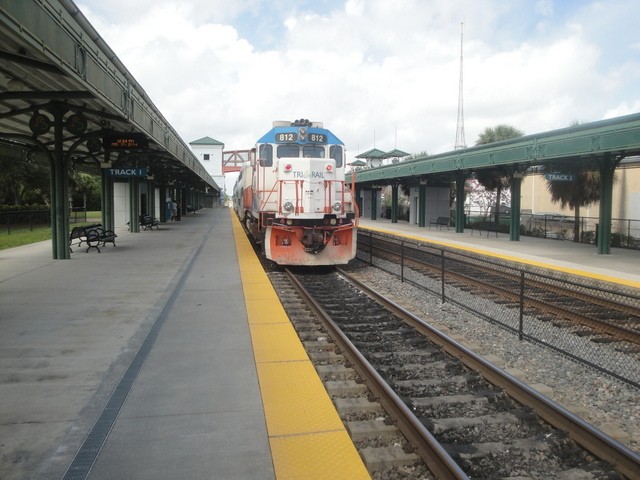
[78,0,640,160]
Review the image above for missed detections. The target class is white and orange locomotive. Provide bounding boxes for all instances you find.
[233,119,358,266]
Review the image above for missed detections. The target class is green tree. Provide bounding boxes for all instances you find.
[70,172,101,210]
[545,167,600,242]
[474,125,525,225]
[544,122,602,242]
[0,156,50,206]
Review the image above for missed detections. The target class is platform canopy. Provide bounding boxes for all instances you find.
[347,113,640,187]
[347,113,640,254]
[0,1,219,191]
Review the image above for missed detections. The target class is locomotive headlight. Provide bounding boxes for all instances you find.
[326,164,333,172]
[284,163,292,172]
[330,218,337,225]
[332,201,342,212]
[283,201,294,212]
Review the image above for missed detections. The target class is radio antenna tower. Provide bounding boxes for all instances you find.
[454,21,466,149]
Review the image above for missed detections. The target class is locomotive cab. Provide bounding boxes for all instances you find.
[242,119,357,266]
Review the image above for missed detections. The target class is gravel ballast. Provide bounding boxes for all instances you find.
[350,262,640,454]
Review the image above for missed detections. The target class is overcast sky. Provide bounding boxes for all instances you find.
[77,0,640,164]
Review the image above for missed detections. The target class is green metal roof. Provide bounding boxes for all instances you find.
[384,148,410,158]
[355,148,387,159]
[190,136,224,146]
[347,113,640,185]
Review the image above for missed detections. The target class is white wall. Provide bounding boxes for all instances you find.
[360,189,382,219]
[409,186,450,225]
[191,143,224,177]
[113,182,130,228]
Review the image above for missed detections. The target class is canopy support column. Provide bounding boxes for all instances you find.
[50,104,70,259]
[129,178,140,232]
[597,155,619,254]
[391,184,398,223]
[510,175,522,241]
[101,153,114,231]
[370,189,377,221]
[455,173,466,233]
[418,184,426,227]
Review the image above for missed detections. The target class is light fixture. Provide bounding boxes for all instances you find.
[29,112,51,135]
[87,137,102,153]
[66,113,87,135]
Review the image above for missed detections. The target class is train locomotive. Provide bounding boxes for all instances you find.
[233,119,358,266]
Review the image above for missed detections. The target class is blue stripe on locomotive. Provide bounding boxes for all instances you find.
[257,126,344,145]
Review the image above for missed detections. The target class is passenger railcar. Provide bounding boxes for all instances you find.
[233,119,358,266]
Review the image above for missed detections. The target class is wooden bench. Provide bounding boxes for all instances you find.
[470,221,499,237]
[429,216,450,230]
[140,214,160,230]
[68,224,102,252]
[85,226,117,253]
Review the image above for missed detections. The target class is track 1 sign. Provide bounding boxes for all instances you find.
[106,167,148,177]
[545,173,575,182]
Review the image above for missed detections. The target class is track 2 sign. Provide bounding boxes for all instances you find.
[544,173,576,182]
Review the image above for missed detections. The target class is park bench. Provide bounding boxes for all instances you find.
[470,221,499,237]
[429,216,450,230]
[68,224,102,252]
[140,214,160,230]
[85,226,117,253]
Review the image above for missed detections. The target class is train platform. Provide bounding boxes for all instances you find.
[0,207,369,480]
[357,218,640,290]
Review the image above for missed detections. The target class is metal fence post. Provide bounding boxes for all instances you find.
[369,230,373,265]
[441,250,446,304]
[400,241,404,282]
[519,271,525,341]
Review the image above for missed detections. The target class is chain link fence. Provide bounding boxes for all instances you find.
[357,230,640,389]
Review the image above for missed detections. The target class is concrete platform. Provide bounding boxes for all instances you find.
[0,207,370,480]
[357,218,640,289]
[0,210,264,479]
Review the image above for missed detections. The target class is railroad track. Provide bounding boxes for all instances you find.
[358,235,640,348]
[270,267,640,479]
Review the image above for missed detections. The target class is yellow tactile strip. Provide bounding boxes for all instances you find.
[230,210,371,480]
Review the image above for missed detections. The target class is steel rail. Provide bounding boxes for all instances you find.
[340,268,640,480]
[284,268,470,480]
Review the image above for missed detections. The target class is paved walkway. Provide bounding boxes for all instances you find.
[0,207,274,480]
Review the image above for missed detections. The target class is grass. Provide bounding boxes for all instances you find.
[0,211,102,251]
[0,226,52,250]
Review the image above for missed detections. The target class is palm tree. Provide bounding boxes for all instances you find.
[544,121,602,242]
[476,125,524,145]
[545,168,600,242]
[474,125,524,226]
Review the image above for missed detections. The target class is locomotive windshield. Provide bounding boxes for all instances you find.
[277,145,299,157]
[330,145,343,168]
[276,145,326,158]
[259,144,273,166]
[303,145,325,158]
